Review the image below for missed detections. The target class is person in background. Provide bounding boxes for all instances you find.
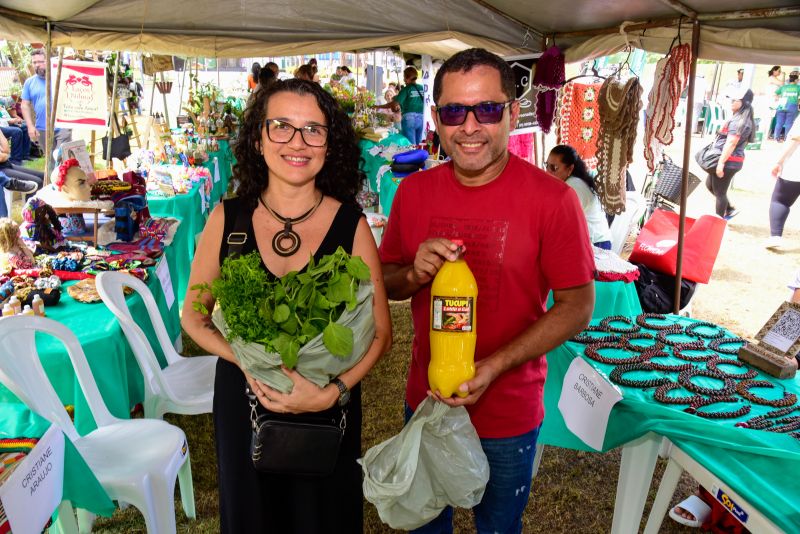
[790,268,800,304]
[247,62,261,92]
[338,65,353,84]
[294,64,315,82]
[381,82,402,130]
[265,62,280,76]
[379,48,594,533]
[375,67,425,145]
[546,145,612,249]
[766,117,800,250]
[774,73,799,142]
[257,67,276,92]
[0,129,42,190]
[705,88,756,219]
[21,48,72,172]
[182,79,391,533]
[307,58,321,83]
[766,66,784,139]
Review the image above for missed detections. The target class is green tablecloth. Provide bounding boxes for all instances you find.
[0,404,116,517]
[0,246,181,434]
[358,133,411,217]
[148,139,233,306]
[541,314,800,533]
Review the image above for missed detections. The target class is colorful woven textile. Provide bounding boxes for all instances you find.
[531,46,565,134]
[596,77,643,215]
[643,44,692,172]
[556,82,603,172]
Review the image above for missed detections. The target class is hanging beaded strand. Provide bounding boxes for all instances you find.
[259,194,324,257]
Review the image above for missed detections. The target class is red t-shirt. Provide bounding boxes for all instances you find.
[379,154,595,438]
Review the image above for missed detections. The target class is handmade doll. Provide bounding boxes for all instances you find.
[20,197,65,253]
[0,217,35,273]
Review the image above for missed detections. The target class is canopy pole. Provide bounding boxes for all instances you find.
[48,48,65,140]
[160,71,170,128]
[44,23,53,179]
[673,18,700,314]
[106,59,119,166]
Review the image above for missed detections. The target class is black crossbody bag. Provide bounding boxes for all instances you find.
[224,201,346,477]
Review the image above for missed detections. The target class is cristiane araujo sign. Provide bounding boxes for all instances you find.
[504,53,542,135]
[51,59,109,131]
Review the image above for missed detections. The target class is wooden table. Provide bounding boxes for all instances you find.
[51,206,112,245]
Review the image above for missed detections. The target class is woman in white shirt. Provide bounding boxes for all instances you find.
[546,144,612,249]
[766,119,800,249]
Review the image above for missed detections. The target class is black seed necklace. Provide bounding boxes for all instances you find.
[259,194,324,257]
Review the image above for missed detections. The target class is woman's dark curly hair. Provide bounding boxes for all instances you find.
[549,144,595,192]
[232,79,363,211]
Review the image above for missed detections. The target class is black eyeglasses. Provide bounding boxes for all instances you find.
[264,119,328,147]
[436,101,513,126]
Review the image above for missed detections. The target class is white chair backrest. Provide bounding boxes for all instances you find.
[0,316,116,440]
[609,191,646,254]
[95,272,178,397]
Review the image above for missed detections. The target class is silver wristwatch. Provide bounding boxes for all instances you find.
[331,378,350,407]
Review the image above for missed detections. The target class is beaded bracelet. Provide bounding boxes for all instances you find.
[678,367,736,397]
[684,321,726,340]
[673,346,717,362]
[599,315,641,334]
[735,405,799,429]
[583,342,646,365]
[708,337,745,355]
[621,332,665,353]
[672,341,707,351]
[656,327,695,346]
[609,362,672,389]
[736,380,798,407]
[644,351,694,372]
[705,357,758,380]
[635,313,674,330]
[571,332,621,344]
[684,397,751,419]
[766,416,800,433]
[653,381,703,405]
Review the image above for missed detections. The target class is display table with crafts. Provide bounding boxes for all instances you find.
[147,139,233,305]
[0,250,181,435]
[358,133,411,216]
[539,314,800,533]
[0,404,116,524]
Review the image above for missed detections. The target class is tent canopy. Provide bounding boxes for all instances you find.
[0,1,798,61]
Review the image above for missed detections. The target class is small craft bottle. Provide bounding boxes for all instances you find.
[31,294,45,317]
[8,295,21,315]
[20,305,34,317]
[2,303,14,317]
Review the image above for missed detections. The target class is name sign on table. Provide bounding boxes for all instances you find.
[558,357,622,450]
[156,256,175,310]
[0,426,65,534]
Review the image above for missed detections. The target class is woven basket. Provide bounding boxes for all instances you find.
[654,156,701,204]
[155,81,173,94]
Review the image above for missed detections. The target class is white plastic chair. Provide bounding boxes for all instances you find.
[95,271,217,420]
[0,315,195,534]
[610,191,646,254]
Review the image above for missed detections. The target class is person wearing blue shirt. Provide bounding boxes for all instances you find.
[21,48,71,171]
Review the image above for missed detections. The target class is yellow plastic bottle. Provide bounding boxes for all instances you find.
[429,239,478,398]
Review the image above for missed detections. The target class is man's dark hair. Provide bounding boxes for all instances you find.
[433,48,515,104]
[30,48,45,58]
[340,66,351,74]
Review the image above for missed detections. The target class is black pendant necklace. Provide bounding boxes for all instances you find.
[259,194,324,257]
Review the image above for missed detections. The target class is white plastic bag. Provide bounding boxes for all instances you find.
[360,397,490,530]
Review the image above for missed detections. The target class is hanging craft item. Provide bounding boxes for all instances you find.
[643,43,692,172]
[595,77,643,215]
[530,46,565,134]
[556,82,603,172]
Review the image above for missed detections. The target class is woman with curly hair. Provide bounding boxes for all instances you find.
[182,79,391,533]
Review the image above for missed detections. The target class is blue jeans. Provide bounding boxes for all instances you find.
[775,107,799,140]
[404,404,541,534]
[402,112,424,145]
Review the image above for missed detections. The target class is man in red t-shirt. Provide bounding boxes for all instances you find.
[379,48,595,533]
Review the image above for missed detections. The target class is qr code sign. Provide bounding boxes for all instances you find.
[762,308,800,353]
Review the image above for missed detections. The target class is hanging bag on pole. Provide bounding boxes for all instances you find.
[628,208,726,284]
[101,114,132,161]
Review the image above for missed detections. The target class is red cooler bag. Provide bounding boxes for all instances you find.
[628,208,726,284]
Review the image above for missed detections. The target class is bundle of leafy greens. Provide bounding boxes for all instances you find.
[193,246,371,369]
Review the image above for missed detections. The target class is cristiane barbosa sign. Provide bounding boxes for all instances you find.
[51,59,109,131]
